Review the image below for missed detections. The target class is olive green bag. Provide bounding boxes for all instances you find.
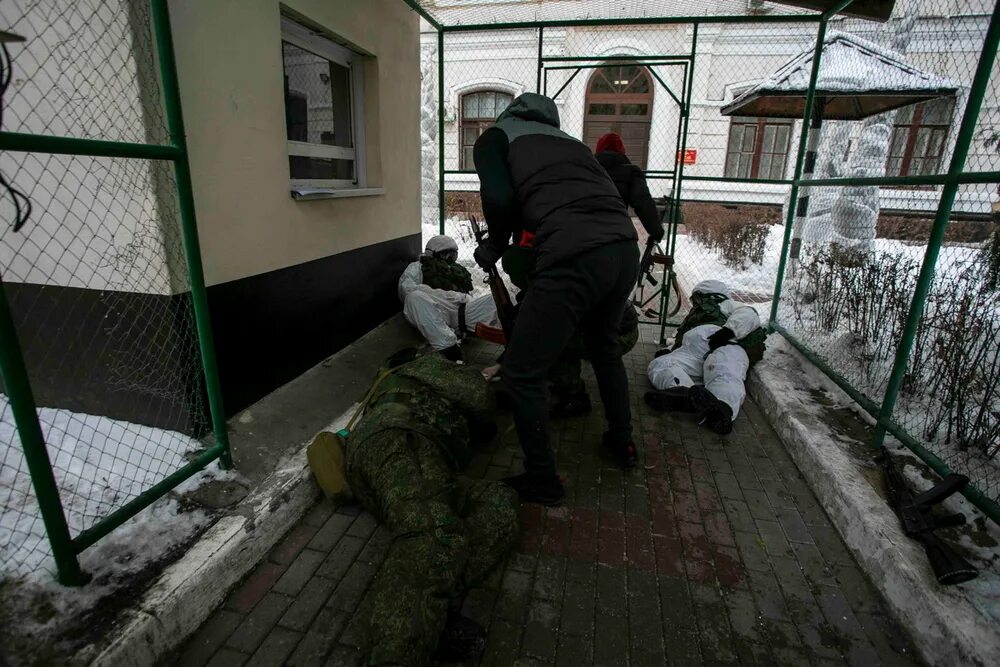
[306,430,354,503]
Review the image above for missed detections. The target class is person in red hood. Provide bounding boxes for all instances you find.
[594,132,664,242]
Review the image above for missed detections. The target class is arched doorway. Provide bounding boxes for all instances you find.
[583,64,654,168]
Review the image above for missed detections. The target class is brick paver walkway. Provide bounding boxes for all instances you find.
[173,329,917,666]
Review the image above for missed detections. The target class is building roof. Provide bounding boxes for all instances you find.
[720,31,958,120]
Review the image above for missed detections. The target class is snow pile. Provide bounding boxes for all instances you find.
[1,396,226,579]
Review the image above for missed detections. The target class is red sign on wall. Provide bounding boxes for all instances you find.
[678,149,697,165]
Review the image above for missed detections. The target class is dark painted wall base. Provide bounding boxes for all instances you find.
[206,233,420,417]
[2,234,420,434]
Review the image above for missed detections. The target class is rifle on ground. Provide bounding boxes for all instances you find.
[469,215,516,345]
[876,447,977,585]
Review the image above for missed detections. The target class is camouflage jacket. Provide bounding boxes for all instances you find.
[420,256,473,294]
[347,355,495,471]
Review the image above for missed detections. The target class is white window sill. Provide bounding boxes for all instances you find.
[291,187,384,201]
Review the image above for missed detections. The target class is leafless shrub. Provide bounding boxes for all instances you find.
[686,216,771,269]
[792,244,1000,458]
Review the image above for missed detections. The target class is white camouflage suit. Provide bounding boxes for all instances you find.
[647,280,760,420]
[399,236,500,351]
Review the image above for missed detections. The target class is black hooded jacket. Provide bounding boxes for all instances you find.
[595,150,662,240]
[473,94,637,272]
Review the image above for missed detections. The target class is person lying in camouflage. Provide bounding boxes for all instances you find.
[345,349,519,665]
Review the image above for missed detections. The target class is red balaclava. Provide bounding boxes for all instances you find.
[595,132,626,155]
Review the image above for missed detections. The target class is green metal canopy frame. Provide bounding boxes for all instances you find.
[404,0,1000,526]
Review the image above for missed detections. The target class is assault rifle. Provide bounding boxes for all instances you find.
[876,447,977,585]
[637,237,660,292]
[469,216,516,345]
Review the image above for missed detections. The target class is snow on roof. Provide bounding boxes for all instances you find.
[722,30,958,120]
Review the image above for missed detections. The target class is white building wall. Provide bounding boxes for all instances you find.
[425,4,998,215]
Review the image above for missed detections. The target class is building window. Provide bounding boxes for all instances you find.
[724,116,793,180]
[281,16,366,189]
[460,91,513,169]
[886,98,955,177]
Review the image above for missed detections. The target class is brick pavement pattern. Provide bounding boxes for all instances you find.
[172,329,917,666]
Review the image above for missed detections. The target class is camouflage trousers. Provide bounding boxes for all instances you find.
[347,429,520,666]
[549,326,640,397]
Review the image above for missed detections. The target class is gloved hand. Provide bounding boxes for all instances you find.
[473,242,503,269]
[707,327,736,351]
[650,224,665,243]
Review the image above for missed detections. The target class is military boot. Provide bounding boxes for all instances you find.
[644,386,696,413]
[550,390,592,419]
[602,432,639,469]
[689,386,734,435]
[502,473,566,506]
[433,609,487,661]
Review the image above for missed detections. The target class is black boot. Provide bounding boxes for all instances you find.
[502,473,566,506]
[433,609,487,661]
[644,386,696,413]
[602,432,639,469]
[550,391,592,419]
[440,344,464,363]
[689,386,734,435]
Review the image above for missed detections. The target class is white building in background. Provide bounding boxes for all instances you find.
[423,0,999,217]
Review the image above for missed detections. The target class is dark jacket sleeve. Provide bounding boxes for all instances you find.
[473,127,516,249]
[627,166,662,239]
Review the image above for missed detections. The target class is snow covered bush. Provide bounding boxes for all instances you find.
[791,244,1000,458]
[687,216,770,270]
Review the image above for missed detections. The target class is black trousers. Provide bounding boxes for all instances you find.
[502,240,639,478]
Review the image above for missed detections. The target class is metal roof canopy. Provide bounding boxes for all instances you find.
[720,31,958,120]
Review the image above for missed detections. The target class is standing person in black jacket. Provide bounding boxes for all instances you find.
[594,132,664,242]
[472,93,640,506]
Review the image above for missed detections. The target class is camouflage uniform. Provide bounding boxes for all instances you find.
[549,315,639,397]
[345,354,520,666]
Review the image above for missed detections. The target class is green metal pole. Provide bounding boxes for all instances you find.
[0,279,88,585]
[150,0,232,469]
[438,28,445,235]
[441,14,824,32]
[660,27,696,345]
[536,27,544,93]
[73,444,225,551]
[400,0,444,31]
[0,131,182,160]
[872,0,1000,450]
[768,18,828,326]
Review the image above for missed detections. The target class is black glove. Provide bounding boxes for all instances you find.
[707,327,736,351]
[650,224,665,243]
[473,242,503,269]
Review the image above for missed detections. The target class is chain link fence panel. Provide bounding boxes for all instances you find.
[0,0,214,577]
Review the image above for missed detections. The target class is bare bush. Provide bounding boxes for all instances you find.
[792,245,1000,458]
[686,216,771,269]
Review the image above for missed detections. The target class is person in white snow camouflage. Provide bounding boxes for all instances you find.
[644,280,767,434]
[399,235,499,362]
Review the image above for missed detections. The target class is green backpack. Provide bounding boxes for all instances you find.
[421,256,473,293]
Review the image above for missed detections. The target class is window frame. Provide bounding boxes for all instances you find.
[281,16,367,190]
[723,116,793,181]
[885,99,954,178]
[459,90,513,170]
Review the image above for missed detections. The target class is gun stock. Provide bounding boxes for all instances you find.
[877,448,977,586]
[469,216,516,342]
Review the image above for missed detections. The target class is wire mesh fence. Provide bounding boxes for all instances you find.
[425,2,1000,521]
[0,0,222,580]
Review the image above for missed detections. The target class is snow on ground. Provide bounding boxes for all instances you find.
[1,396,227,580]
[672,224,785,305]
